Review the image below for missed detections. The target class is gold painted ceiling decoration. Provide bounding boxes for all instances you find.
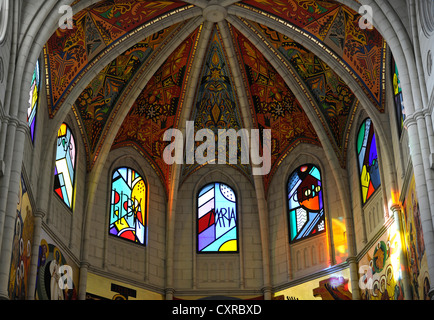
[237,0,387,112]
[230,25,321,191]
[180,25,252,184]
[44,0,190,116]
[73,23,185,168]
[42,0,388,195]
[245,20,359,166]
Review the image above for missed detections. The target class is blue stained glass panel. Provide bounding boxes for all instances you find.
[197,183,238,253]
[109,167,147,246]
[28,60,40,143]
[287,164,326,243]
[53,123,76,209]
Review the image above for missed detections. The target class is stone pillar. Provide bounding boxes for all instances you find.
[217,16,273,300]
[78,262,90,300]
[390,204,413,300]
[0,121,27,300]
[404,116,434,299]
[26,210,45,300]
[346,256,361,300]
[262,286,272,301]
[165,288,175,301]
[252,175,272,300]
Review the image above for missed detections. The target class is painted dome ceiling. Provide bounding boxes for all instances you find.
[43,0,387,194]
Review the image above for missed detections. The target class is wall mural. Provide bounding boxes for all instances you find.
[35,233,79,300]
[402,175,431,300]
[8,176,35,300]
[358,231,405,300]
[231,26,320,192]
[248,21,357,164]
[44,0,188,116]
[73,23,182,168]
[238,0,387,112]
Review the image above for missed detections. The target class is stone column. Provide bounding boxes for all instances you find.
[346,257,361,300]
[78,262,90,300]
[165,288,175,301]
[0,121,27,300]
[390,204,412,300]
[26,210,45,300]
[217,15,273,300]
[404,116,434,299]
[253,175,272,300]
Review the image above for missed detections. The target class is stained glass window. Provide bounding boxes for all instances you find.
[287,164,326,243]
[392,57,405,135]
[28,60,40,143]
[53,123,76,209]
[109,167,147,246]
[357,118,381,205]
[197,182,238,253]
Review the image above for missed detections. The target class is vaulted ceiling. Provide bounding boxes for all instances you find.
[43,0,387,194]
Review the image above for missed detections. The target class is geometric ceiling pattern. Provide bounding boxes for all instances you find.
[231,26,321,190]
[247,21,358,162]
[238,0,387,111]
[43,0,388,196]
[44,0,190,116]
[74,23,184,163]
[181,26,250,183]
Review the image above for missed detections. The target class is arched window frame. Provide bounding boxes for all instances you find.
[28,59,40,143]
[197,182,239,254]
[53,123,77,210]
[356,118,382,206]
[287,163,326,244]
[108,166,148,246]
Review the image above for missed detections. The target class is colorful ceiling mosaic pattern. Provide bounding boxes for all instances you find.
[231,26,320,191]
[41,1,391,196]
[72,23,182,167]
[44,0,189,116]
[248,21,357,157]
[112,27,201,194]
[181,26,250,181]
[238,0,387,112]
